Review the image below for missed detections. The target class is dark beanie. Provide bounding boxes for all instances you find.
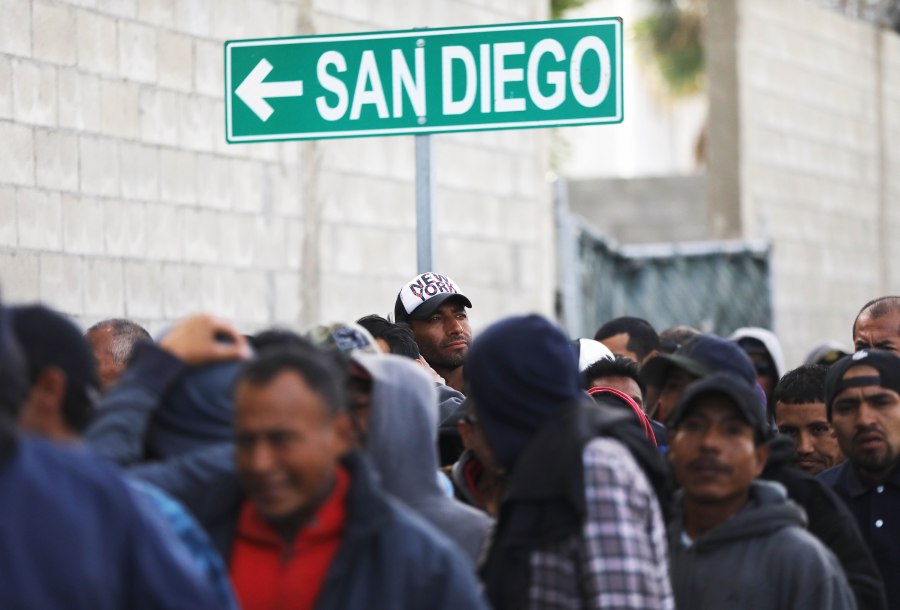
[465,314,582,470]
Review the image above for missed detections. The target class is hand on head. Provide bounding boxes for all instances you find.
[160,314,252,365]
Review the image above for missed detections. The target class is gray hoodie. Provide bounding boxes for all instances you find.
[353,353,492,564]
[670,480,857,610]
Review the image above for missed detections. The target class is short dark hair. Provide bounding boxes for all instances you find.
[582,355,647,397]
[356,314,420,359]
[593,316,659,361]
[237,345,347,416]
[86,318,151,366]
[772,364,827,415]
[853,296,900,336]
[248,328,311,353]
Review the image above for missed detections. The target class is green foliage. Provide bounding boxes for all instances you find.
[633,2,705,98]
[550,0,589,20]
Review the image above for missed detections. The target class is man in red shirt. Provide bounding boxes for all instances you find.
[230,345,487,610]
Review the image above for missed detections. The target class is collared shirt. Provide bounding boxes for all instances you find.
[820,461,900,608]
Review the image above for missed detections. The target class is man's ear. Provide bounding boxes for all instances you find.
[19,367,68,434]
[331,412,355,454]
[753,442,770,477]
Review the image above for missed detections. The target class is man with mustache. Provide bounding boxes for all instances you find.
[774,364,845,475]
[394,272,472,394]
[820,349,900,609]
[667,373,856,609]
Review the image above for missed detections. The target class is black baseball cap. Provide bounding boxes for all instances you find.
[825,349,900,418]
[669,372,770,442]
[642,334,757,388]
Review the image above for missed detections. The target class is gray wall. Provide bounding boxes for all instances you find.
[709,0,900,365]
[0,0,555,334]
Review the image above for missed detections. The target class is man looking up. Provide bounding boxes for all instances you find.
[853,297,900,353]
[820,349,900,608]
[773,364,844,476]
[667,373,856,609]
[394,272,472,392]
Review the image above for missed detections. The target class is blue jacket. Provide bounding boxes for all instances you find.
[0,433,224,609]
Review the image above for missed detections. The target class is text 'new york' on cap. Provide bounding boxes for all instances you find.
[393,272,472,324]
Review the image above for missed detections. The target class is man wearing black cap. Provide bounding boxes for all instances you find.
[667,373,856,609]
[470,315,674,610]
[820,349,900,608]
[394,272,472,393]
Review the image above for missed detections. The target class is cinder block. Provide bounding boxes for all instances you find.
[175,0,211,38]
[139,88,179,145]
[193,39,222,98]
[119,142,160,201]
[118,21,158,84]
[158,31,193,92]
[33,1,77,66]
[83,257,124,316]
[0,187,17,248]
[199,266,237,318]
[123,261,164,319]
[0,251,40,301]
[97,0,137,19]
[12,59,58,127]
[0,57,11,120]
[274,271,301,323]
[98,79,140,139]
[104,199,146,258]
[0,0,31,57]
[230,159,265,213]
[253,216,287,270]
[181,208,219,264]
[79,136,120,197]
[17,188,62,251]
[39,253,84,314]
[159,149,197,205]
[217,212,253,267]
[177,94,217,152]
[35,129,79,192]
[195,154,233,210]
[161,263,192,318]
[0,122,34,186]
[233,269,270,324]
[77,9,119,76]
[144,202,183,261]
[285,219,303,270]
[57,70,101,132]
[137,0,175,29]
[62,194,105,255]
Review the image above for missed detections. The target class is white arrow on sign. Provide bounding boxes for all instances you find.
[235,58,304,122]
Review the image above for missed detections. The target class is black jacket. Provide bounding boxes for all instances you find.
[764,435,887,610]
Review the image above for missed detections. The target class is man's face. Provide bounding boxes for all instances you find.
[657,368,698,422]
[409,300,471,370]
[86,328,122,393]
[669,396,768,505]
[854,311,900,353]
[830,364,900,479]
[598,333,639,363]
[775,401,844,475]
[458,409,506,478]
[590,374,643,408]
[234,371,351,527]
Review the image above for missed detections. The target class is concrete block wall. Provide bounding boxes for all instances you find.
[710,0,900,365]
[0,0,555,336]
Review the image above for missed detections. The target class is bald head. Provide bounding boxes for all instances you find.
[86,319,151,393]
[853,297,900,354]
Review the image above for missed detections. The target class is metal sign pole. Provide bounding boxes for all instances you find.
[415,134,435,274]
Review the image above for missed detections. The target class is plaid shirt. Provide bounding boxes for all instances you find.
[527,437,674,610]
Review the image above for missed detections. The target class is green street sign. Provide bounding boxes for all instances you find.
[225,18,622,143]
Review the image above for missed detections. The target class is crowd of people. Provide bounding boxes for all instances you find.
[1,274,899,610]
